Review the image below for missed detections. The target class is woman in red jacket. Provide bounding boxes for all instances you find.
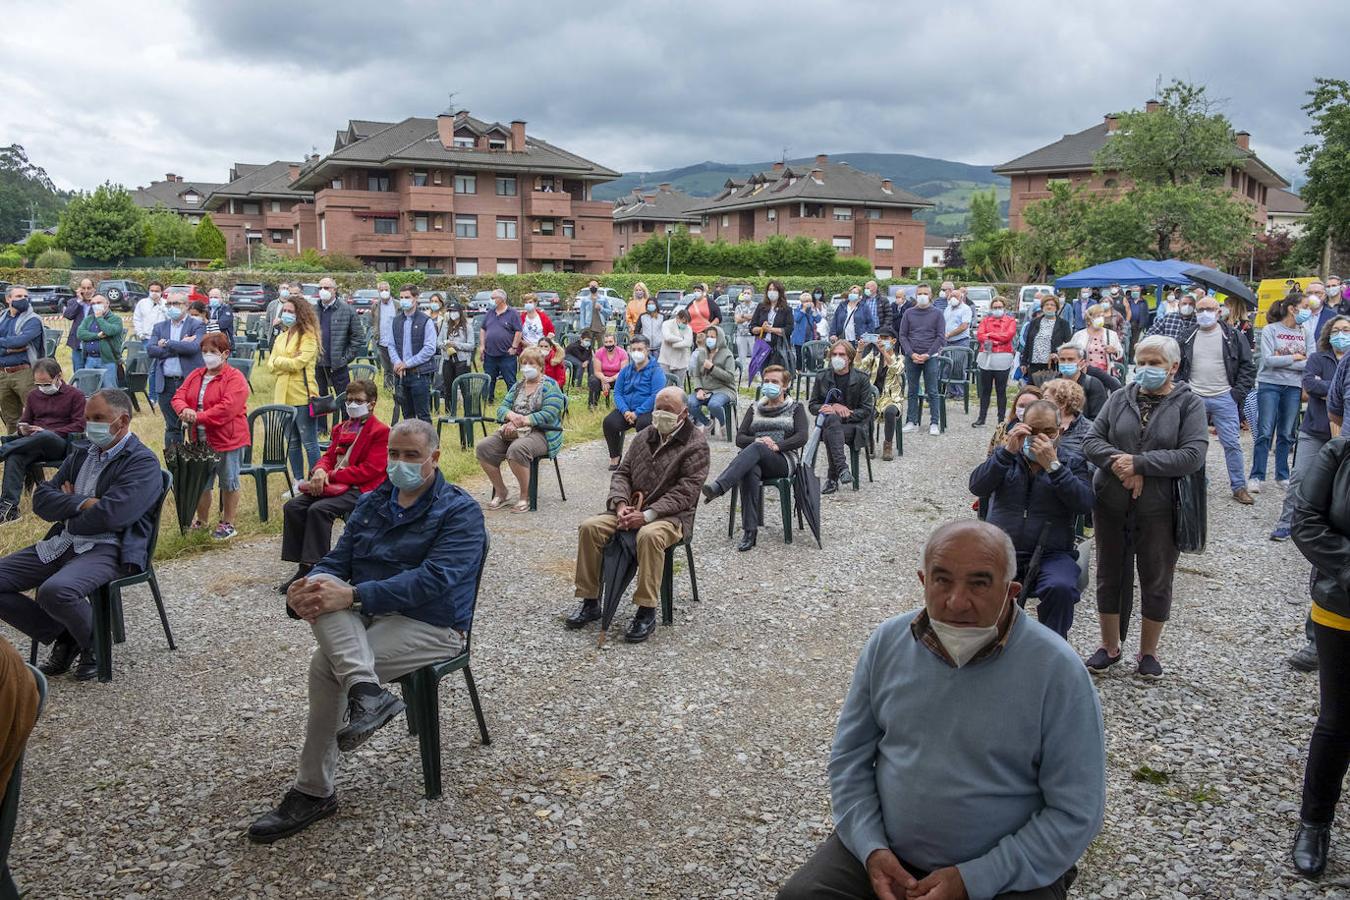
[277,378,389,592]
[972,295,1019,427]
[171,332,251,539]
[540,335,567,387]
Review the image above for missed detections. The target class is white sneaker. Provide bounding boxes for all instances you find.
[902,423,918,434]
[1276,479,1290,488]
[1247,478,1262,494]
[929,424,941,436]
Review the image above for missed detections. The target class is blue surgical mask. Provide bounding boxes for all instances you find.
[166,305,185,320]
[85,420,117,449]
[209,297,221,308]
[761,382,782,399]
[280,312,297,327]
[1296,308,1312,324]
[387,460,429,491]
[848,293,859,303]
[1135,365,1169,391]
[1195,311,1219,328]
[400,298,414,311]
[1332,333,1350,353]
[1021,441,1038,463]
[1058,363,1079,377]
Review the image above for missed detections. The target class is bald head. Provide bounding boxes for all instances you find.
[919,521,1020,628]
[654,385,686,413]
[923,521,1016,584]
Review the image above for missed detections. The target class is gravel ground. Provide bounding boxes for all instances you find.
[4,394,1347,899]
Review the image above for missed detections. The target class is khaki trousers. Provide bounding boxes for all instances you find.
[0,368,34,434]
[574,513,682,608]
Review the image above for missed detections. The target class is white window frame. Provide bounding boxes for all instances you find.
[496,218,518,240]
[874,268,893,280]
[832,206,853,221]
[454,258,479,275]
[270,200,282,213]
[319,214,327,250]
[411,170,429,187]
[766,208,777,221]
[414,215,429,233]
[496,260,519,275]
[495,175,517,196]
[832,237,852,251]
[454,173,477,194]
[454,215,478,238]
[452,135,475,149]
[721,215,729,227]
[865,208,882,220]
[688,224,702,234]
[874,236,894,251]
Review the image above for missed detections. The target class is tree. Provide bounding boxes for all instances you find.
[1021,182,1100,277]
[21,231,52,260]
[966,188,1000,243]
[0,145,71,245]
[56,183,144,262]
[1249,228,1297,280]
[141,205,198,258]
[1295,78,1350,272]
[1092,79,1255,259]
[194,213,226,259]
[34,248,72,268]
[615,226,862,275]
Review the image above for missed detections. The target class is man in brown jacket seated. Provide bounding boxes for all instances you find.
[566,386,710,643]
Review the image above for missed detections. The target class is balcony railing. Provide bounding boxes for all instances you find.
[524,191,573,218]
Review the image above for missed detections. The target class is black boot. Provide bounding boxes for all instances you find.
[700,482,722,505]
[624,606,657,643]
[822,478,839,495]
[737,530,757,552]
[38,632,79,676]
[565,599,601,629]
[838,467,853,485]
[73,646,98,682]
[248,788,339,844]
[1293,821,1331,878]
[277,564,311,595]
[335,683,406,752]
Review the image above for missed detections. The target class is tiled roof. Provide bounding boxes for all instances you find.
[293,115,620,189]
[612,187,703,222]
[994,120,1290,188]
[335,120,396,151]
[204,160,311,208]
[131,179,223,214]
[1266,187,1308,215]
[688,160,932,214]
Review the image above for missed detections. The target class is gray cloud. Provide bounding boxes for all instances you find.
[2,0,1342,193]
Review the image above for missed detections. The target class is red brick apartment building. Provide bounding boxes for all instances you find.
[203,161,318,259]
[131,174,223,224]
[612,184,703,256]
[287,112,621,273]
[687,156,933,278]
[995,100,1290,231]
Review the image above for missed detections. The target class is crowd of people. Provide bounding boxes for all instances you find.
[2,272,1350,888]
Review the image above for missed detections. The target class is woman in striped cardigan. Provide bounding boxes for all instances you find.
[475,346,566,511]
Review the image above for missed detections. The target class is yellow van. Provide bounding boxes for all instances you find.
[1256,277,1319,320]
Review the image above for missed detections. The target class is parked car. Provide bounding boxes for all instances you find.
[167,283,209,305]
[654,289,684,314]
[295,283,321,305]
[349,288,380,313]
[887,284,918,303]
[25,285,75,315]
[964,285,997,317]
[1018,284,1056,315]
[468,291,496,313]
[533,291,562,312]
[97,279,147,312]
[227,282,275,312]
[573,287,625,308]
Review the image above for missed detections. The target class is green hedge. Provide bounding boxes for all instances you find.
[0,266,1022,304]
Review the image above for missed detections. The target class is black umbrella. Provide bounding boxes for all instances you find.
[1117,504,1138,642]
[596,499,643,648]
[1182,266,1257,307]
[803,388,840,469]
[163,439,220,534]
[791,457,823,549]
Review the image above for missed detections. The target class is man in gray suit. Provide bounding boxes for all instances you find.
[314,276,367,433]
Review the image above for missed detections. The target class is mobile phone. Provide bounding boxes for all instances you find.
[861,333,879,344]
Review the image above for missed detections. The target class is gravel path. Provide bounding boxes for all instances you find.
[4,398,1345,899]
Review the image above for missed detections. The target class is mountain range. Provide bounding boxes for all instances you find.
[592,152,1010,239]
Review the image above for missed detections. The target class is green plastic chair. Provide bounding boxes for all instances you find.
[435,373,492,449]
[231,341,258,361]
[241,404,296,522]
[939,345,976,414]
[848,384,880,491]
[660,533,700,626]
[394,534,491,801]
[794,339,830,397]
[72,368,105,397]
[727,477,800,544]
[348,363,377,383]
[0,664,45,899]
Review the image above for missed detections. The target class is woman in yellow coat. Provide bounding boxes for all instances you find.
[267,295,321,481]
[854,327,906,460]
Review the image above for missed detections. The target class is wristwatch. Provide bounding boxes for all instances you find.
[351,585,363,613]
[1048,460,1062,473]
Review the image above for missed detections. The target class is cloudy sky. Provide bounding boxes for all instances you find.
[2,0,1343,192]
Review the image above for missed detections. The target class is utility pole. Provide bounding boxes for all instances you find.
[22,202,38,236]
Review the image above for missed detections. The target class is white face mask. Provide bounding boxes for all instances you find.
[767,290,779,301]
[379,290,390,300]
[629,350,647,366]
[346,402,369,419]
[521,365,540,381]
[319,289,333,302]
[928,596,1009,667]
[37,381,60,395]
[916,295,931,307]
[202,352,224,369]
[1091,317,1105,328]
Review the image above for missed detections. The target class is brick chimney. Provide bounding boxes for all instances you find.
[772,161,784,172]
[1145,99,1160,113]
[658,182,672,192]
[810,167,823,182]
[815,153,828,167]
[510,120,526,151]
[288,163,300,181]
[436,111,455,149]
[1235,130,1251,150]
[166,173,176,182]
[1104,114,1119,133]
[881,178,893,192]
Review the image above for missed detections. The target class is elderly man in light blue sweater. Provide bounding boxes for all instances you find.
[778,520,1105,900]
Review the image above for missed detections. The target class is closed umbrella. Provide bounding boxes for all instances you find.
[163,439,220,534]
[1181,266,1257,307]
[596,490,645,648]
[791,456,823,549]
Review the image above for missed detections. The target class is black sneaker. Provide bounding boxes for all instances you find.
[335,687,406,752]
[1084,647,1123,675]
[1289,643,1319,673]
[72,646,99,682]
[1136,654,1163,680]
[821,479,839,495]
[38,633,79,676]
[247,789,338,844]
[700,483,720,505]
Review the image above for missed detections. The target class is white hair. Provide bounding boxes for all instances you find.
[1134,334,1180,366]
[922,520,1017,585]
[390,419,438,454]
[491,288,508,302]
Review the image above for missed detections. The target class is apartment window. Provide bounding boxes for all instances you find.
[414,215,429,233]
[432,170,443,185]
[539,262,556,273]
[875,236,894,251]
[454,215,478,238]
[800,203,822,218]
[454,173,477,194]
[184,192,199,205]
[721,215,730,227]
[832,237,852,251]
[488,138,507,150]
[833,206,853,221]
[1046,177,1070,187]
[412,171,428,187]
[367,173,391,192]
[188,216,201,225]
[270,230,285,242]
[319,214,327,250]
[496,260,519,275]
[537,176,557,192]
[330,178,343,190]
[374,218,398,235]
[453,135,475,148]
[766,208,777,221]
[270,200,282,213]
[242,202,260,216]
[539,219,556,235]
[875,268,893,280]
[865,208,882,220]
[700,216,709,227]
[689,224,702,234]
[562,220,575,238]
[455,259,479,275]
[495,175,517,196]
[496,217,518,239]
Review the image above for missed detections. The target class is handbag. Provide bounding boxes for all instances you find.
[301,366,337,417]
[1173,467,1208,553]
[318,420,363,497]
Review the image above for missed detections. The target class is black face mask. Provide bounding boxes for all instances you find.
[8,299,29,313]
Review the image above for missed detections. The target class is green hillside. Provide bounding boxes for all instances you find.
[594,153,1009,238]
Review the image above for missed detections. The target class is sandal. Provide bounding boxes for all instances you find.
[511,500,531,512]
[487,494,509,510]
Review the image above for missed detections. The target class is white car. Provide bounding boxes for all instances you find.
[1018,284,1055,315]
[964,285,996,317]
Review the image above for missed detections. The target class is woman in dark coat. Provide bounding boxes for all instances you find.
[749,280,794,373]
[698,365,808,551]
[1019,296,1072,380]
[1081,334,1208,681]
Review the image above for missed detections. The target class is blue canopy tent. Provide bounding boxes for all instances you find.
[1053,257,1198,291]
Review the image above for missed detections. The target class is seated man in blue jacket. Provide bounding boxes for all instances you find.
[250,418,487,844]
[0,389,162,681]
[600,335,663,471]
[968,399,1094,639]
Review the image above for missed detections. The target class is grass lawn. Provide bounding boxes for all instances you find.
[0,312,609,561]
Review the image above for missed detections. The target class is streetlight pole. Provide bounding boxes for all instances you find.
[665,227,672,275]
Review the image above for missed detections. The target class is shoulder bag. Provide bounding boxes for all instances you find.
[1173,467,1207,553]
[301,365,337,417]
